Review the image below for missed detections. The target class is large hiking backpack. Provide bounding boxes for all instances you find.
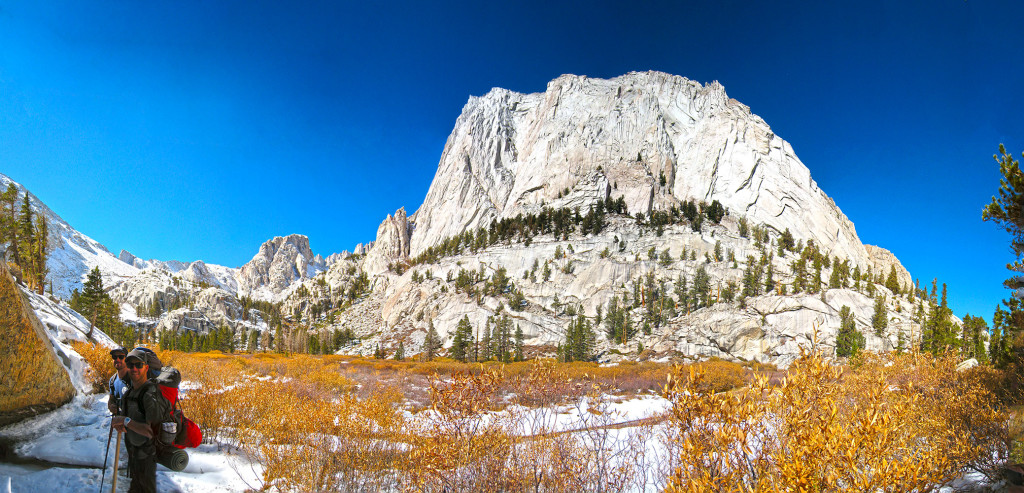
[130,346,164,380]
[133,363,203,449]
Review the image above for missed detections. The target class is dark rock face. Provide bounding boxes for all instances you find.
[0,261,75,427]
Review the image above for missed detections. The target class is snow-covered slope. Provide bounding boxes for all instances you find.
[23,288,116,394]
[0,174,140,298]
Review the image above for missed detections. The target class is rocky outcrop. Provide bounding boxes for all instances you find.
[865,244,914,291]
[338,209,923,367]
[155,287,244,334]
[118,250,146,269]
[180,261,238,293]
[0,262,75,426]
[364,208,412,277]
[408,72,875,274]
[236,234,327,301]
[108,269,184,315]
[353,243,373,256]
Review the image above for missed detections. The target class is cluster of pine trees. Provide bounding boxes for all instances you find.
[409,197,630,268]
[1,184,49,294]
[636,198,726,235]
[158,325,238,353]
[158,322,359,356]
[989,300,1023,367]
[448,314,524,363]
[560,313,597,362]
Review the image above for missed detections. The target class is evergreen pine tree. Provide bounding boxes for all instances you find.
[872,295,888,336]
[778,228,795,252]
[675,275,688,312]
[693,265,711,308]
[248,330,259,353]
[450,315,473,362]
[481,319,492,361]
[990,306,1005,365]
[424,319,442,361]
[514,325,524,361]
[31,214,48,294]
[885,265,900,294]
[17,194,34,285]
[836,305,865,357]
[1,184,20,267]
[308,333,321,354]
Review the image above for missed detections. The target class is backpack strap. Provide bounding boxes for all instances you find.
[131,380,151,421]
[132,380,169,422]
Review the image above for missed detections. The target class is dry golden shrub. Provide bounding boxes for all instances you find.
[408,368,518,492]
[1009,409,1024,463]
[407,361,658,492]
[689,358,749,393]
[243,381,407,491]
[69,340,114,393]
[663,348,1011,492]
[150,348,1020,491]
[302,365,356,393]
[162,350,243,390]
[167,350,408,491]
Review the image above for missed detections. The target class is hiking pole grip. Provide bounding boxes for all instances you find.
[110,430,122,493]
[99,417,113,493]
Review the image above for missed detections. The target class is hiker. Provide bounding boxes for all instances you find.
[112,348,169,493]
[108,347,128,415]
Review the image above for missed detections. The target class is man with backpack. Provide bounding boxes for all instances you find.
[112,348,169,493]
[107,347,128,415]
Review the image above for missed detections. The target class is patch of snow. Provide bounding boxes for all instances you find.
[0,395,261,493]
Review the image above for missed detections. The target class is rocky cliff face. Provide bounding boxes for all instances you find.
[363,208,412,278]
[409,72,872,271]
[310,72,924,367]
[236,234,327,302]
[0,262,75,426]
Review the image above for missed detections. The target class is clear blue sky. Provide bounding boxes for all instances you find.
[1,1,1022,322]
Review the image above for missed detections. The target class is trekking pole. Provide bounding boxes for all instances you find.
[99,417,114,493]
[110,429,123,493]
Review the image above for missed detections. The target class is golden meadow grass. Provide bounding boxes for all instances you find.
[71,344,1021,492]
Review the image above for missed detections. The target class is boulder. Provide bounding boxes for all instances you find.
[0,262,75,426]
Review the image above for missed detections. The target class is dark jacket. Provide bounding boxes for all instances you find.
[123,380,169,448]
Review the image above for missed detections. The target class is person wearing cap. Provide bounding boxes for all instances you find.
[112,348,168,493]
[107,347,128,415]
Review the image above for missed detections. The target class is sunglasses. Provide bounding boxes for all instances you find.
[126,361,146,369]
[112,355,125,361]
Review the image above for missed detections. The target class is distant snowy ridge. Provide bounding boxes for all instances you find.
[1,172,344,306]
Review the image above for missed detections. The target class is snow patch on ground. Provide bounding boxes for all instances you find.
[0,395,261,493]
